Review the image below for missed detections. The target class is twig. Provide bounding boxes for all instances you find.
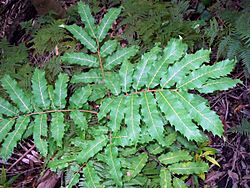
[7,145,36,172]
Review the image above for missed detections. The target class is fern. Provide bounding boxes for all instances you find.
[216,8,250,76]
[117,0,202,50]
[0,2,241,187]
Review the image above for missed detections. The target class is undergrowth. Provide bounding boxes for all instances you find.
[0,2,242,187]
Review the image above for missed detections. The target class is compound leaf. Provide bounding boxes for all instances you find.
[156,91,205,142]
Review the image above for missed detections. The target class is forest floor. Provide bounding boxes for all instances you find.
[0,0,250,187]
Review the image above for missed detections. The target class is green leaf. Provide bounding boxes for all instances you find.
[0,97,18,116]
[112,128,132,147]
[168,162,209,175]
[173,177,188,188]
[66,172,80,188]
[61,53,99,68]
[88,84,107,101]
[132,45,161,90]
[83,161,103,188]
[98,97,115,120]
[197,77,242,93]
[105,73,121,96]
[119,60,134,93]
[64,24,97,52]
[161,49,210,88]
[50,112,65,147]
[0,119,15,143]
[177,59,237,89]
[0,116,30,160]
[141,92,165,145]
[70,111,88,131]
[147,143,164,155]
[174,91,224,136]
[33,114,48,156]
[108,96,125,132]
[147,38,187,88]
[70,86,92,108]
[104,145,123,187]
[48,85,56,109]
[32,68,50,110]
[156,90,205,142]
[100,40,118,57]
[104,46,139,70]
[97,8,121,42]
[54,73,69,109]
[124,95,141,143]
[71,69,102,84]
[158,150,192,165]
[78,2,97,38]
[77,135,108,163]
[160,168,172,188]
[126,153,148,180]
[1,75,32,113]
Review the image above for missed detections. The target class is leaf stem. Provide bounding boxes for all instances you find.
[96,39,105,80]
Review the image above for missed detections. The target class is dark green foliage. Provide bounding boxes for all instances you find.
[0,38,34,96]
[212,3,250,76]
[119,0,202,51]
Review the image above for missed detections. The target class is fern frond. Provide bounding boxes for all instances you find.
[160,49,210,88]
